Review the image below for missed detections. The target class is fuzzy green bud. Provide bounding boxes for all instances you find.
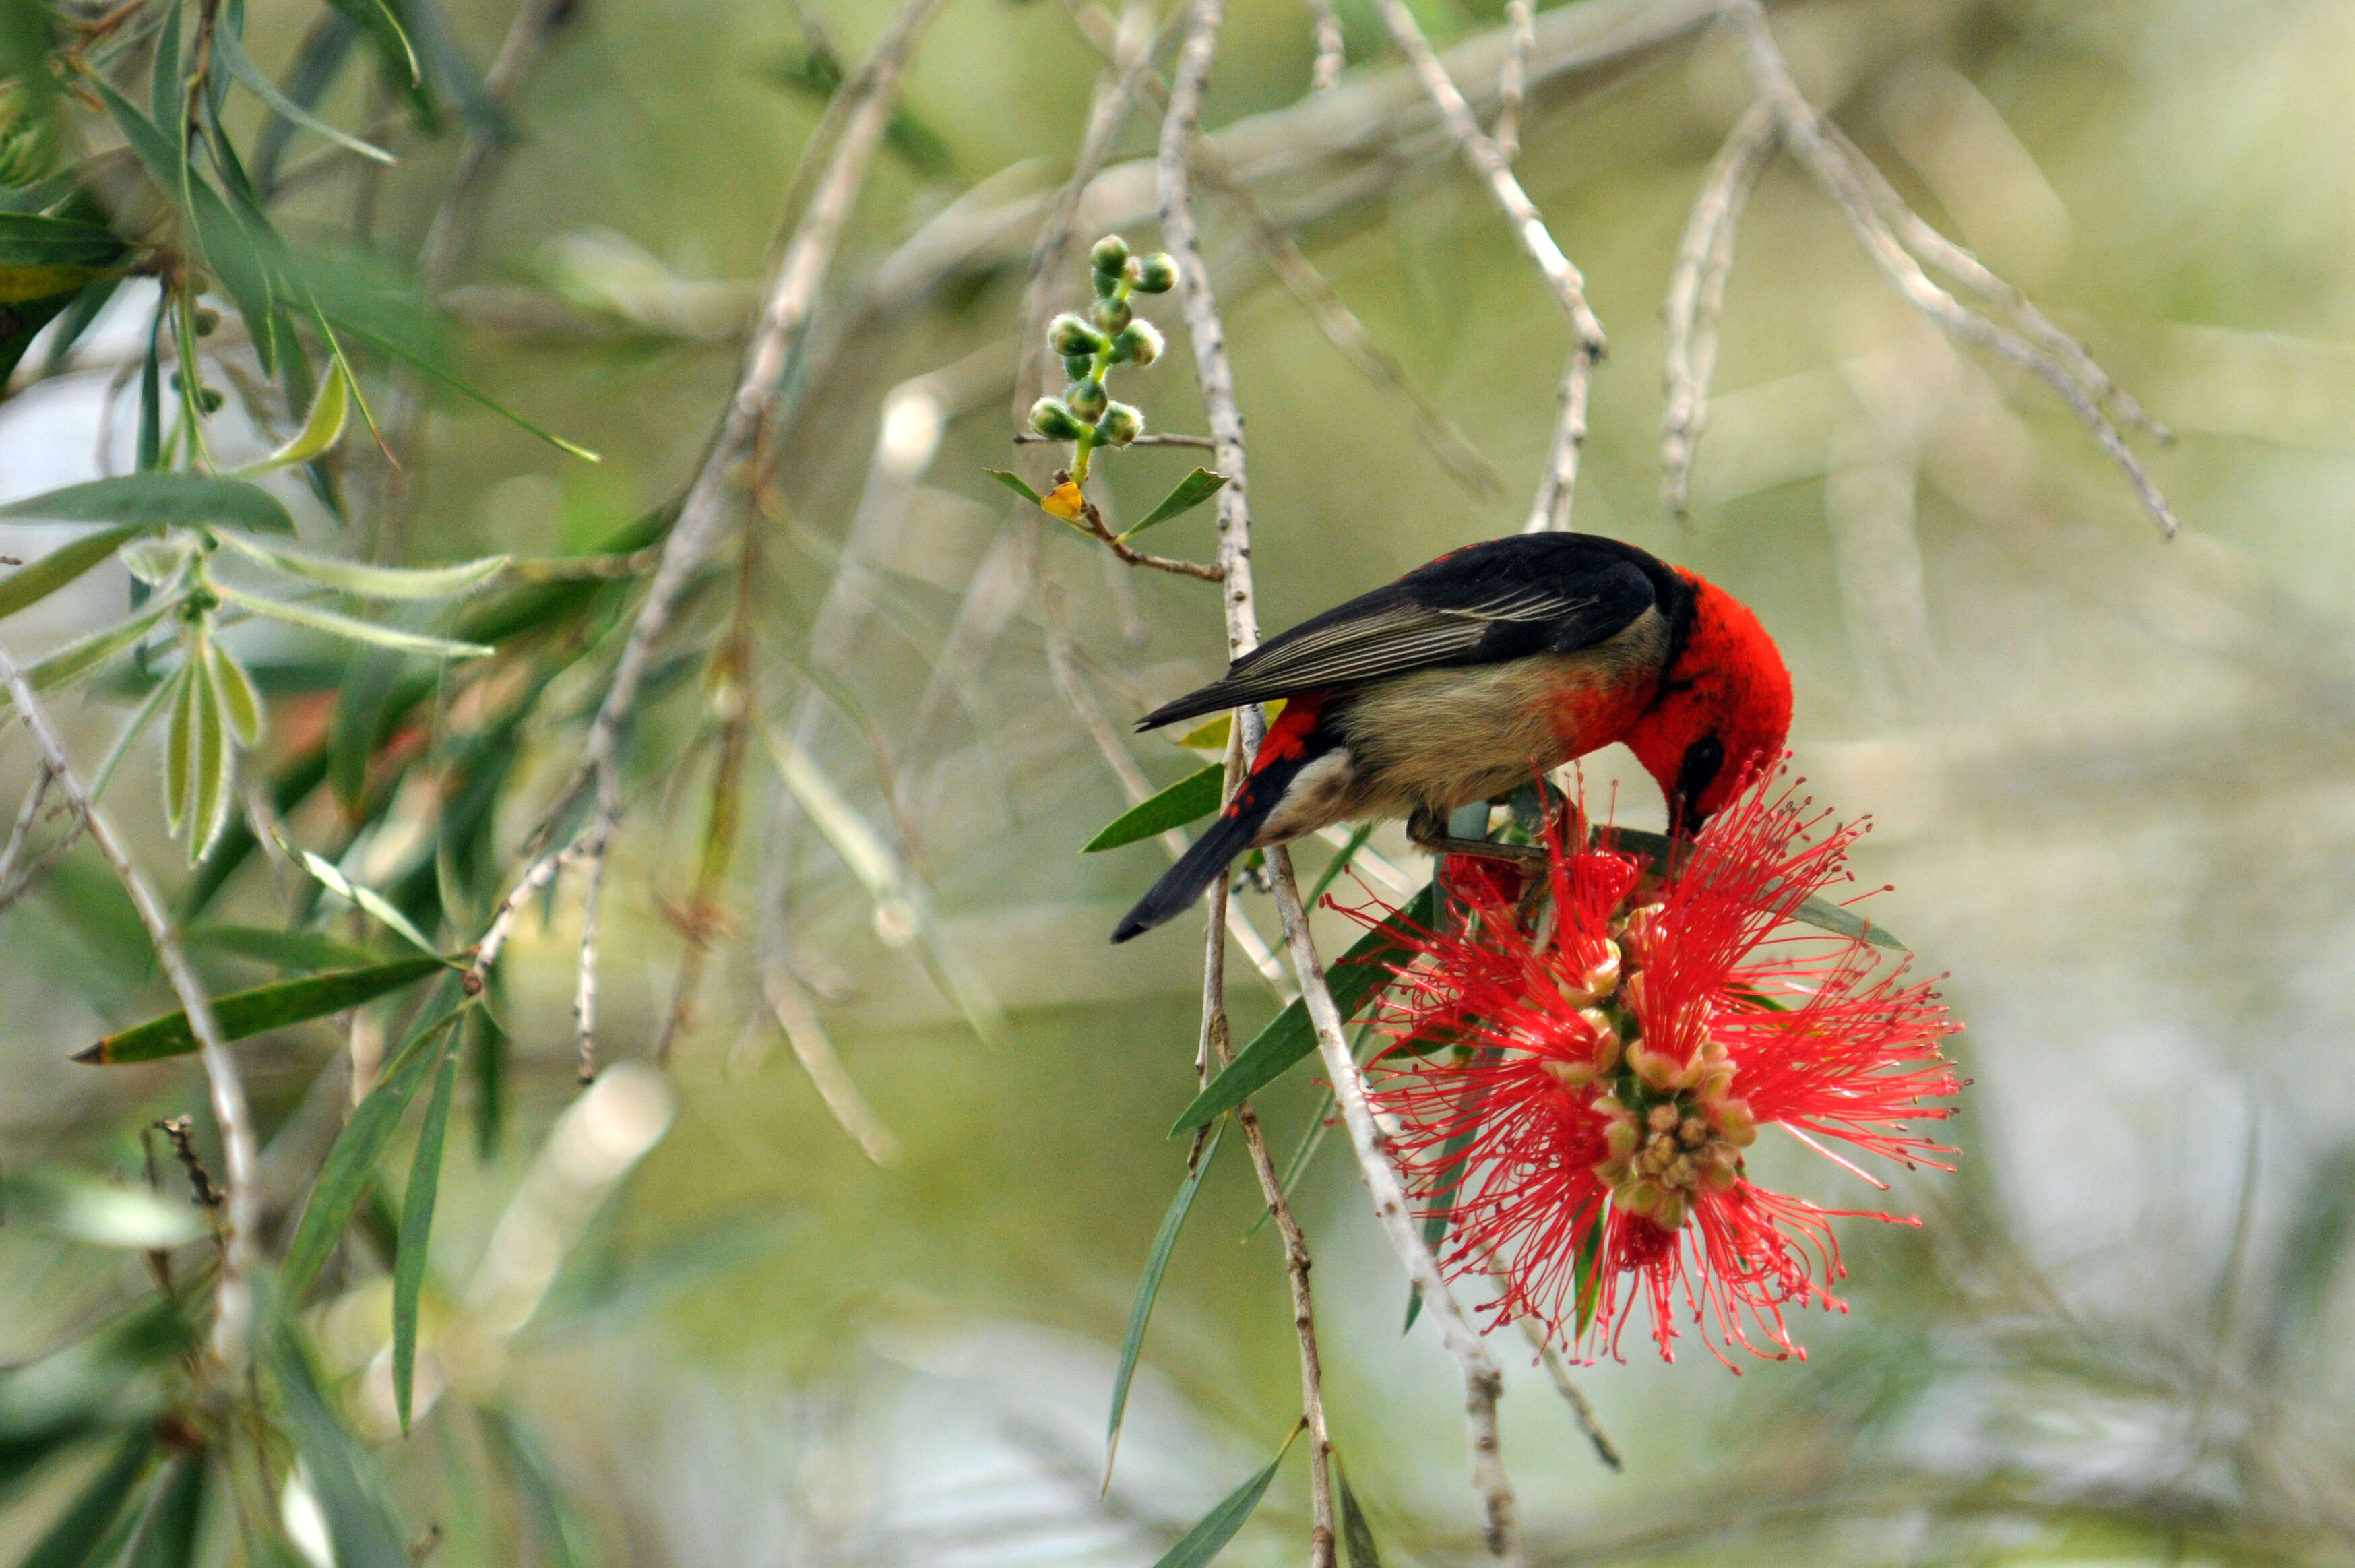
[1127,252,1178,293]
[1092,296,1133,333]
[1108,320,1164,366]
[1097,402,1143,445]
[1048,312,1108,356]
[1090,234,1132,276]
[1064,379,1109,422]
[1092,268,1122,301]
[1062,353,1096,381]
[1028,397,1086,441]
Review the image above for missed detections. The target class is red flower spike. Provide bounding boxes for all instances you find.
[1360,763,1961,1366]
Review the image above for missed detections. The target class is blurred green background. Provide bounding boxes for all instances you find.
[8,0,2355,1562]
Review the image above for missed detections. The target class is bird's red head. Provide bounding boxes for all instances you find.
[1622,571,1792,834]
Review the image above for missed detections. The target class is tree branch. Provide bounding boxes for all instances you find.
[1726,0,2178,537]
[1660,100,1775,518]
[1366,0,1604,537]
[0,643,258,1367]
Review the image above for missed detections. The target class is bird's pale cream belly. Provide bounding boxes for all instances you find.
[1245,610,1670,846]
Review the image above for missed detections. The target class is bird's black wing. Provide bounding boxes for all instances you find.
[1137,534,1676,730]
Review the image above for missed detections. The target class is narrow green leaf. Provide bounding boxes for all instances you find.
[214,23,394,166]
[211,582,495,658]
[1106,1123,1222,1485]
[0,213,132,273]
[294,847,437,954]
[1119,468,1228,540]
[92,76,185,199]
[478,1408,594,1568]
[1307,821,1376,904]
[137,301,163,472]
[327,317,598,460]
[0,473,294,532]
[1405,1056,1492,1335]
[183,923,381,972]
[216,529,509,600]
[1151,1437,1292,1568]
[121,1449,206,1568]
[1571,1210,1605,1337]
[263,1293,412,1568]
[228,361,350,476]
[1338,1466,1383,1568]
[394,1034,458,1433]
[280,995,467,1300]
[206,637,262,746]
[470,1003,505,1160]
[162,660,193,836]
[0,600,177,712]
[984,468,1044,505]
[187,646,232,860]
[1084,764,1223,853]
[1170,883,1437,1137]
[77,953,449,1065]
[90,673,179,805]
[0,524,146,621]
[148,0,184,157]
[18,1431,154,1568]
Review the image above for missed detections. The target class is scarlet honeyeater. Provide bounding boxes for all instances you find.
[1362,767,1960,1365]
[1111,532,1792,943]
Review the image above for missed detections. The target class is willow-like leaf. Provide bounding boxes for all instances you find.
[394,1036,459,1432]
[0,472,292,532]
[77,954,449,1065]
[1150,1433,1296,1568]
[211,582,493,658]
[0,524,148,621]
[1119,468,1228,540]
[280,995,468,1300]
[264,1292,412,1568]
[217,529,509,600]
[293,847,436,954]
[18,1430,154,1568]
[214,23,394,166]
[1338,1466,1383,1568]
[206,637,262,746]
[983,468,1044,505]
[228,360,350,476]
[1170,883,1437,1136]
[161,660,194,836]
[1083,764,1220,852]
[1105,1123,1222,1488]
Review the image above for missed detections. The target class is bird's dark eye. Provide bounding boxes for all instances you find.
[1674,734,1726,827]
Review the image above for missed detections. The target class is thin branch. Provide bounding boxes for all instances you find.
[572,842,604,1084]
[760,945,900,1166]
[0,764,55,891]
[0,642,258,1367]
[1044,594,1291,999]
[1726,1,2178,538]
[1307,0,1344,92]
[1490,1261,1623,1472]
[1363,0,1604,536]
[1160,3,1338,1563]
[472,0,953,1050]
[1495,0,1534,162]
[1071,489,1228,582]
[1013,431,1217,449]
[414,0,579,292]
[1660,100,1775,518]
[1823,118,2172,443]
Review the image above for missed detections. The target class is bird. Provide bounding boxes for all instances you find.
[1109,532,1792,943]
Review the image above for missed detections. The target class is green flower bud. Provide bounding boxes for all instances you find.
[1092,296,1132,333]
[1097,402,1143,445]
[1048,312,1108,356]
[197,387,225,414]
[1092,268,1122,301]
[193,308,220,338]
[1063,354,1096,381]
[1108,320,1164,366]
[1028,397,1086,441]
[1090,234,1132,275]
[1065,379,1108,422]
[1127,252,1179,293]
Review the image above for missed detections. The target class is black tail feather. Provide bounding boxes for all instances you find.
[1110,808,1259,943]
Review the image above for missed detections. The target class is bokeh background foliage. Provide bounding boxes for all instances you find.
[3,0,2355,1563]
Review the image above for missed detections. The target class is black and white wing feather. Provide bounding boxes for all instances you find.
[1136,534,1674,730]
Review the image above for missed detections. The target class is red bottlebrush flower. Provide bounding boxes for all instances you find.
[1362,767,1961,1365]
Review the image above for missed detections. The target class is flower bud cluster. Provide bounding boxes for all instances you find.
[1026,234,1174,482]
[1526,900,1758,1234]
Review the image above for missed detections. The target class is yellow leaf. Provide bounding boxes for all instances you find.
[1041,481,1086,522]
[1175,698,1285,753]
